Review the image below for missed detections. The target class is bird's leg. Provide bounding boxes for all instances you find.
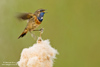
[33,30,40,31]
[37,28,44,42]
[33,28,44,37]
[39,28,44,37]
[33,28,43,31]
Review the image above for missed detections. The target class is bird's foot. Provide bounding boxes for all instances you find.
[39,28,44,33]
[39,28,44,37]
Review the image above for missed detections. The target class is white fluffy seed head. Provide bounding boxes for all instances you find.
[17,38,59,67]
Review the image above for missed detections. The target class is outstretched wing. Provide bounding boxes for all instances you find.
[17,13,34,20]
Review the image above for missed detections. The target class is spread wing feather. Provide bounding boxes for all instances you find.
[17,13,34,20]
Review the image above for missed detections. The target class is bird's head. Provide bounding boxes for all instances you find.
[34,9,46,22]
[34,9,46,16]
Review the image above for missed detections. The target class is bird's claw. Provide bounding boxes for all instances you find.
[39,28,44,34]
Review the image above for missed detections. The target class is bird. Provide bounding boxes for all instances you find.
[17,9,46,39]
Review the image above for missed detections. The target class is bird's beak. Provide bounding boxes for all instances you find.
[44,11,48,13]
[43,9,47,13]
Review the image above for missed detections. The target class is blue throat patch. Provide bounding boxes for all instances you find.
[38,12,45,22]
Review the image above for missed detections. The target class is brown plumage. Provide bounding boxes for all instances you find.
[18,28,28,39]
[18,9,46,39]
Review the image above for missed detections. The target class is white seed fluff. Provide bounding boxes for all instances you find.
[17,38,58,67]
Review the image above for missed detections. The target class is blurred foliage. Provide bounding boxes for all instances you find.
[0,0,100,67]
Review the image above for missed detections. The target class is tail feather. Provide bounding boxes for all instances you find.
[18,29,28,39]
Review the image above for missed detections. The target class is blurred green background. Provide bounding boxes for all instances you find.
[0,0,100,67]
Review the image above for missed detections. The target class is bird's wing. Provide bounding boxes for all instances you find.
[25,15,37,30]
[17,13,34,20]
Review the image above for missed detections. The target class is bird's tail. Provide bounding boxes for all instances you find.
[18,29,28,39]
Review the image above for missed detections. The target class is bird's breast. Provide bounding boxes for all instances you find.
[32,23,39,30]
[34,16,42,24]
[35,19,41,24]
[28,16,41,31]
